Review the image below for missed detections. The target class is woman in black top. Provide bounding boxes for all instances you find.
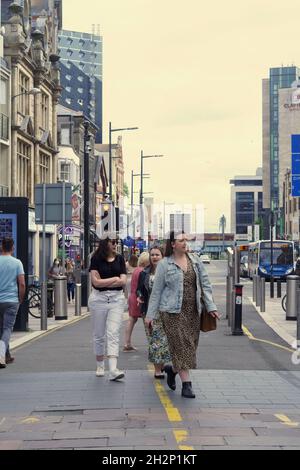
[88,233,127,381]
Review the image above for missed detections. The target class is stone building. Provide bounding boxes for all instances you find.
[1,0,62,276]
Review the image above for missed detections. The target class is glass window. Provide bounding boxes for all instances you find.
[41,93,49,130]
[17,140,31,197]
[39,152,50,183]
[78,76,84,82]
[60,163,70,182]
[18,72,30,115]
[60,126,71,145]
[66,75,72,81]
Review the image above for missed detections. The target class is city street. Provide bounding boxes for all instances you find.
[1,262,300,450]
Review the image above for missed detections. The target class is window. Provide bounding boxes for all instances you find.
[18,72,30,115]
[41,93,49,130]
[79,51,85,59]
[66,61,72,69]
[66,75,72,81]
[60,126,71,145]
[78,76,84,82]
[78,88,83,94]
[65,86,71,93]
[60,163,70,182]
[67,49,73,57]
[17,140,31,197]
[39,152,50,183]
[66,98,71,105]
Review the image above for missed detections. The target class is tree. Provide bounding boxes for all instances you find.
[123,183,129,198]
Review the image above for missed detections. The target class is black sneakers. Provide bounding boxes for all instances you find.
[181,382,196,399]
[163,365,177,391]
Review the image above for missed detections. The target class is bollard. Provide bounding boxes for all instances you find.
[54,276,68,320]
[277,280,282,298]
[256,275,261,308]
[227,276,233,326]
[270,277,275,299]
[286,275,299,321]
[253,275,257,304]
[75,284,82,317]
[260,278,266,313]
[226,275,230,320]
[232,284,244,336]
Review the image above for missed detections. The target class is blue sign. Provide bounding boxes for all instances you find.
[136,240,146,250]
[123,236,135,248]
[292,176,300,197]
[291,135,300,197]
[292,135,300,154]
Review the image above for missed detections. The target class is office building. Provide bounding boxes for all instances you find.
[58,29,103,143]
[230,168,264,241]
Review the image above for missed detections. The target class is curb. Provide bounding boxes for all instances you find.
[247,297,296,350]
[10,313,90,351]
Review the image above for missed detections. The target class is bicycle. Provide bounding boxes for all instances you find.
[28,278,54,319]
[281,294,287,312]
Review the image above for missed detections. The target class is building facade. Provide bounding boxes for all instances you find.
[58,29,103,143]
[0,29,11,197]
[230,168,264,241]
[283,169,300,241]
[1,0,63,276]
[263,66,300,210]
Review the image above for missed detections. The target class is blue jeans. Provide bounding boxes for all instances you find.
[0,303,19,358]
[67,283,75,301]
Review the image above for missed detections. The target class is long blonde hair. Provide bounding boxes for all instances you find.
[138,252,150,267]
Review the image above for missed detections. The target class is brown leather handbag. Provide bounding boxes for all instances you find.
[200,299,217,333]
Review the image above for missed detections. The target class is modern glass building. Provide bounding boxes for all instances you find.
[230,169,264,241]
[58,30,103,143]
[263,66,300,212]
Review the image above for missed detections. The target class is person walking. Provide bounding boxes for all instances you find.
[123,252,150,352]
[0,238,26,368]
[137,246,171,379]
[88,233,127,381]
[145,231,220,398]
[66,260,76,303]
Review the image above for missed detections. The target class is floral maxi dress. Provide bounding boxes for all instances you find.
[161,257,201,371]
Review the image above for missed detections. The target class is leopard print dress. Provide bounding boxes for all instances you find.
[161,256,201,371]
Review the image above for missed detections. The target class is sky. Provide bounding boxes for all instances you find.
[63,0,300,232]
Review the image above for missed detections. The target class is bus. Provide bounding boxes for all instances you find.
[248,240,295,280]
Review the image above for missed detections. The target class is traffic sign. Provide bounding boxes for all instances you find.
[291,135,300,197]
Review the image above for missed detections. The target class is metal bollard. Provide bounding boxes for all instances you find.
[54,276,68,320]
[75,284,82,317]
[253,275,257,304]
[256,275,261,308]
[232,284,244,336]
[226,275,230,320]
[277,280,282,298]
[270,277,275,299]
[260,278,266,313]
[286,275,299,321]
[227,276,233,326]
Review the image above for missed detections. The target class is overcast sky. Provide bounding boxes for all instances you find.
[64,0,300,231]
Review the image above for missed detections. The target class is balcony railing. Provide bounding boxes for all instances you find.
[0,113,9,141]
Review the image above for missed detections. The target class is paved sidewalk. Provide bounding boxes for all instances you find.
[244,281,297,350]
[10,303,90,351]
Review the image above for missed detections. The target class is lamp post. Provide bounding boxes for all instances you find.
[81,121,92,307]
[109,123,138,200]
[140,152,163,240]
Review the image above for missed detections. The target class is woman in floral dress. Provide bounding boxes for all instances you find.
[137,246,171,379]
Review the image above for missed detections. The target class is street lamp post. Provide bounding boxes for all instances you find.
[81,121,92,307]
[140,152,163,240]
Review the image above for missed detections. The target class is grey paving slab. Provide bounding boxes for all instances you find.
[0,441,23,450]
[22,438,109,449]
[224,436,300,447]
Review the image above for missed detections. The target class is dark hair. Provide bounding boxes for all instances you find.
[149,245,165,273]
[165,231,185,257]
[93,236,117,262]
[128,255,138,268]
[2,238,14,253]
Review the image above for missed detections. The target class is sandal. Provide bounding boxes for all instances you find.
[123,345,138,352]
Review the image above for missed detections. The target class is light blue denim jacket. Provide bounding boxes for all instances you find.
[146,253,217,320]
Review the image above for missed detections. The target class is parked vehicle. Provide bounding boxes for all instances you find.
[200,255,211,264]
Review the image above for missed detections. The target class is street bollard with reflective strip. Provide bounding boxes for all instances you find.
[232,284,244,336]
[286,275,299,321]
[256,275,261,308]
[253,275,257,304]
[260,278,266,313]
[75,284,82,317]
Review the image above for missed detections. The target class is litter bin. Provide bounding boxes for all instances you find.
[54,276,68,320]
[47,280,54,318]
[286,275,299,321]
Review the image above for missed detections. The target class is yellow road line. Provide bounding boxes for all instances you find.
[275,414,299,427]
[20,417,40,425]
[242,325,294,353]
[147,365,194,449]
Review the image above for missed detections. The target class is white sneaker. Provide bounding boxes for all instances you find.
[109,369,125,381]
[96,366,105,377]
[0,357,6,369]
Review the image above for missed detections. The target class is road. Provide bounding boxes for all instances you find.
[1,261,300,450]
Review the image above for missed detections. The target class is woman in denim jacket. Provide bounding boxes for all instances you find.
[145,231,220,398]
